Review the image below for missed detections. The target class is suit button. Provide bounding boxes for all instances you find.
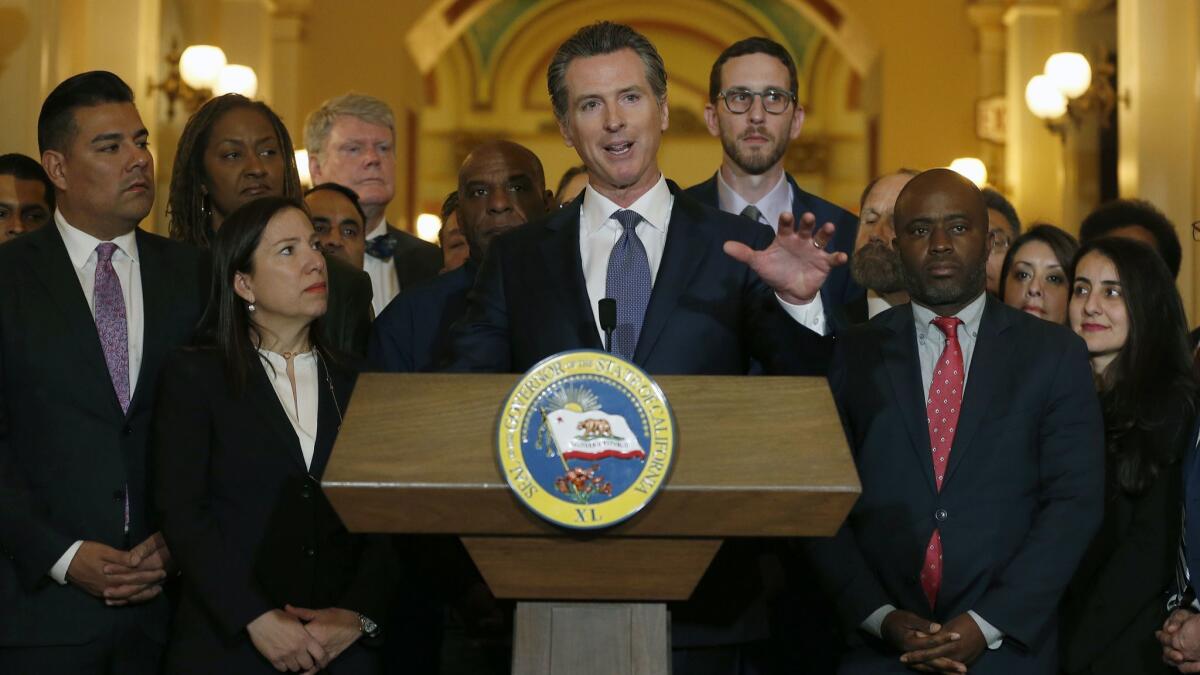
[300,487,311,499]
[113,489,125,501]
[302,546,315,557]
[934,508,948,522]
[122,425,133,436]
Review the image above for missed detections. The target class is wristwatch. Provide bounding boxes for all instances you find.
[358,612,381,639]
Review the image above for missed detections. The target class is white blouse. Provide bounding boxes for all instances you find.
[258,349,319,470]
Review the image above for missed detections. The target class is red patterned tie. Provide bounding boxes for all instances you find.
[920,316,964,609]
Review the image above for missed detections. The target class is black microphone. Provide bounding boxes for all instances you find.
[599,298,617,354]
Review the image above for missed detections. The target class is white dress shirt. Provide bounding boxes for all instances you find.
[258,350,320,471]
[866,293,897,320]
[715,169,793,233]
[861,292,1003,650]
[364,219,400,316]
[49,210,145,584]
[577,176,825,344]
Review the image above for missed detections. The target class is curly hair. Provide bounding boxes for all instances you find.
[168,94,301,248]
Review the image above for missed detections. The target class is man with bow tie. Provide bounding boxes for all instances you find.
[305,93,443,316]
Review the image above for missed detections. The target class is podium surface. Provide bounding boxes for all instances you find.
[323,372,859,674]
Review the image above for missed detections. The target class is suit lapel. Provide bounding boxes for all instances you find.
[309,355,353,478]
[943,298,1013,486]
[538,206,604,350]
[128,230,170,415]
[247,358,309,474]
[27,225,125,418]
[632,183,707,365]
[879,307,937,493]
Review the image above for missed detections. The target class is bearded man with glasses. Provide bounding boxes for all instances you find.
[688,36,861,317]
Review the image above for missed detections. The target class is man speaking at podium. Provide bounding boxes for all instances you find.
[449,20,851,675]
[448,21,838,377]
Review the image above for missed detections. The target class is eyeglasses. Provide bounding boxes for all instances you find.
[1192,220,1200,242]
[988,229,1012,253]
[717,87,797,115]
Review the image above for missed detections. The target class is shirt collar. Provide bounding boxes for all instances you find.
[581,174,671,235]
[912,291,987,340]
[55,209,140,270]
[367,219,389,240]
[715,169,790,223]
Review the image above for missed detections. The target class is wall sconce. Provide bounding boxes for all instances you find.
[948,157,988,187]
[149,41,258,120]
[415,213,442,243]
[1024,52,1120,136]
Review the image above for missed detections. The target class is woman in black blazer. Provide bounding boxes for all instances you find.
[1059,237,1199,674]
[153,196,396,673]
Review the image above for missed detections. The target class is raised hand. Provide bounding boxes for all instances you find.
[723,210,847,305]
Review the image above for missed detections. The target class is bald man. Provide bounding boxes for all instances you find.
[804,169,1103,674]
[369,140,552,372]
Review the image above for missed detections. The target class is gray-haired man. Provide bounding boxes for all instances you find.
[306,93,442,315]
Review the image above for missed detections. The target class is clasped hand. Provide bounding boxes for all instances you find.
[1158,608,1200,671]
[66,531,172,606]
[883,610,986,673]
[248,605,361,674]
[723,211,848,305]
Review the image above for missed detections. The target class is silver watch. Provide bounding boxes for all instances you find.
[358,612,381,639]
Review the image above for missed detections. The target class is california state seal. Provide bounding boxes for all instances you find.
[497,350,676,530]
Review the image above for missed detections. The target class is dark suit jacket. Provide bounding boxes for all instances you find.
[0,224,207,646]
[368,260,476,373]
[806,298,1105,674]
[152,348,397,673]
[323,253,374,357]
[448,180,830,375]
[387,225,443,290]
[686,172,862,309]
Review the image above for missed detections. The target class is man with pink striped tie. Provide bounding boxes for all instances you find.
[0,71,208,673]
[804,169,1103,674]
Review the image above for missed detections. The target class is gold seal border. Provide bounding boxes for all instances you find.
[496,350,676,530]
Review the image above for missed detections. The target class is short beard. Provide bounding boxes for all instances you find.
[901,258,987,308]
[850,241,906,294]
[720,127,788,175]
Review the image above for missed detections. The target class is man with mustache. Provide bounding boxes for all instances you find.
[0,71,208,673]
[837,169,918,326]
[805,168,1102,674]
[689,37,860,316]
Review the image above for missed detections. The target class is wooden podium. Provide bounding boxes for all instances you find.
[323,373,859,675]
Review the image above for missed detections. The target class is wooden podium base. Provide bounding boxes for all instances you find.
[512,602,670,675]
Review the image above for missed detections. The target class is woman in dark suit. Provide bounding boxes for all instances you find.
[166,93,373,355]
[153,196,396,673]
[1059,237,1198,674]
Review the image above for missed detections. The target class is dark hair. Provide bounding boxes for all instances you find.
[304,182,367,225]
[981,187,1020,236]
[197,196,330,392]
[997,223,1079,306]
[0,153,56,212]
[440,190,459,221]
[1069,237,1199,495]
[548,22,667,123]
[38,71,135,155]
[168,94,301,248]
[858,168,920,210]
[1079,198,1181,278]
[708,37,798,103]
[554,165,587,202]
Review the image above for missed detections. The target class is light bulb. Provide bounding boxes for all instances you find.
[179,45,226,90]
[1044,52,1092,99]
[1025,75,1068,119]
[214,64,258,98]
[948,158,988,187]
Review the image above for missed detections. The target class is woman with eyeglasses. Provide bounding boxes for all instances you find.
[1059,236,1198,675]
[152,197,396,674]
[998,223,1078,325]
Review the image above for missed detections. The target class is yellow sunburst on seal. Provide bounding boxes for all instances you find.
[496,350,676,530]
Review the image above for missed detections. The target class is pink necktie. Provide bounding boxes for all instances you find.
[94,243,130,413]
[920,316,964,609]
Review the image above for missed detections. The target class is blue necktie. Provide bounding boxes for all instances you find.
[605,209,652,360]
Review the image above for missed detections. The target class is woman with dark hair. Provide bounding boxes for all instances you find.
[153,197,395,673]
[1059,237,1198,675]
[169,93,373,355]
[998,223,1078,324]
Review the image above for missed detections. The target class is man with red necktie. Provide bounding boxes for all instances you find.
[804,169,1104,674]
